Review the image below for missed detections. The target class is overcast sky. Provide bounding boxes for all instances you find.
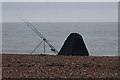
[2,2,118,22]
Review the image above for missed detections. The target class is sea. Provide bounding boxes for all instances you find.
[2,22,118,56]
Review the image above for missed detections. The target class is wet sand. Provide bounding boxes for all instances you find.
[2,54,120,79]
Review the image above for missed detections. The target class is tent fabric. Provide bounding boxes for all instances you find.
[58,33,89,56]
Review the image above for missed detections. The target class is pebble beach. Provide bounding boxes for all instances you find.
[2,54,120,79]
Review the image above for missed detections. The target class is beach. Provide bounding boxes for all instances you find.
[2,2,119,80]
[2,54,120,79]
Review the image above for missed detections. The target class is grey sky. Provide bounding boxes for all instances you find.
[3,2,118,22]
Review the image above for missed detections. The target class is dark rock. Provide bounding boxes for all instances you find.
[58,33,89,56]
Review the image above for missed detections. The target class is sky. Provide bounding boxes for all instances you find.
[2,0,119,2]
[2,2,118,22]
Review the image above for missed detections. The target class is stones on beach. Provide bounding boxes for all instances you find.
[2,54,119,79]
[6,64,10,68]
[58,33,89,56]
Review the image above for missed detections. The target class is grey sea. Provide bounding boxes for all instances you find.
[2,22,118,56]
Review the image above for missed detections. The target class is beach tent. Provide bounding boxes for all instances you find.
[58,33,89,56]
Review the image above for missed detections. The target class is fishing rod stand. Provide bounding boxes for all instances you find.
[31,39,46,54]
[18,16,58,54]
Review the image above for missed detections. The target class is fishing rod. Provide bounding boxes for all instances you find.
[18,16,58,54]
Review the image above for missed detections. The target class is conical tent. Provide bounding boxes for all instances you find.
[58,33,89,56]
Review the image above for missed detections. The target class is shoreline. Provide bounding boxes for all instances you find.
[2,54,120,79]
[1,53,119,56]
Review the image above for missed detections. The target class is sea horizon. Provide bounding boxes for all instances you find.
[2,22,118,56]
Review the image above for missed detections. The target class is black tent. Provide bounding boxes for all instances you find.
[58,33,89,56]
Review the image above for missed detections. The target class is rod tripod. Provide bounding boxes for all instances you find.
[18,16,58,54]
[31,39,47,54]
